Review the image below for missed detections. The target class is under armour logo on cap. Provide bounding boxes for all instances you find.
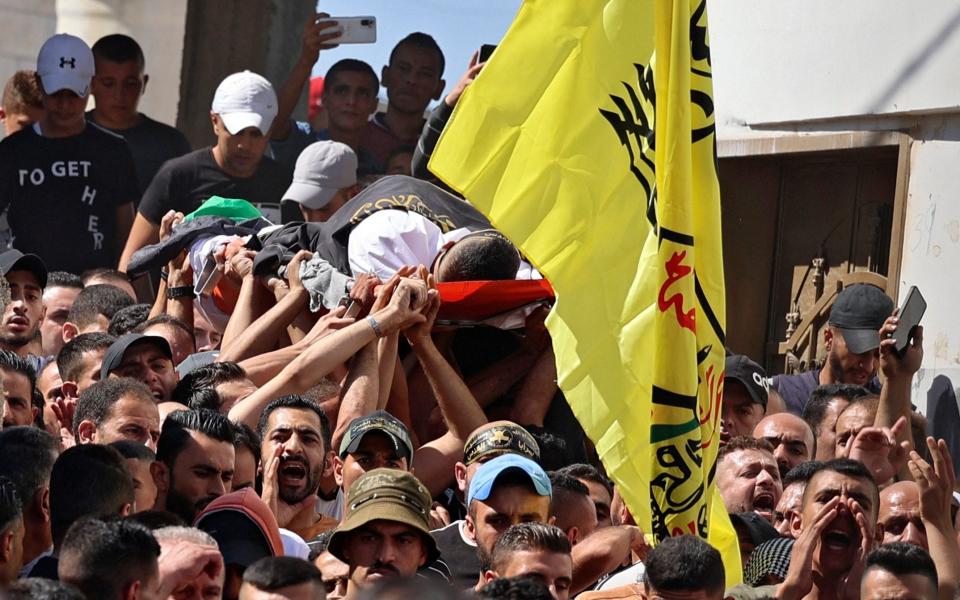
[59,57,76,69]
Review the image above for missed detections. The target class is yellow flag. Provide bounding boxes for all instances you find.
[429,0,740,586]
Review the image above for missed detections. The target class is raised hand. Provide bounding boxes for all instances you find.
[776,496,842,600]
[260,444,317,528]
[879,312,923,380]
[846,416,911,484]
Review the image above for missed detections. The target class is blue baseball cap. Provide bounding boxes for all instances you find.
[467,454,552,506]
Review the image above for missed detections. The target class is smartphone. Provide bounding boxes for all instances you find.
[479,44,497,63]
[327,16,377,44]
[891,286,926,355]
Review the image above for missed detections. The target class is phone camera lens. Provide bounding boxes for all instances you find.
[361,19,372,26]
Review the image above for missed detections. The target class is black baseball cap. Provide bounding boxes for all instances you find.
[0,249,47,289]
[725,354,768,409]
[100,333,173,380]
[828,284,895,354]
[339,410,414,465]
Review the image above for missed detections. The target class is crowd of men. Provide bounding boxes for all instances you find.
[0,12,955,600]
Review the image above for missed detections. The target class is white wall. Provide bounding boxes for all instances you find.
[710,0,960,136]
[709,0,960,411]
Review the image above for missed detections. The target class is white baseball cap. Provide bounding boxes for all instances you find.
[283,141,358,209]
[36,33,95,96]
[211,71,278,135]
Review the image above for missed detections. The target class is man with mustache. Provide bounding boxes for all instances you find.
[0,250,47,364]
[152,407,235,523]
[716,436,783,525]
[327,469,438,598]
[257,394,337,540]
[771,284,894,416]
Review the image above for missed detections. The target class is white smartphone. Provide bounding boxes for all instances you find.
[327,16,377,44]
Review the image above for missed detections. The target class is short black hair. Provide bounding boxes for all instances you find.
[109,439,156,462]
[233,421,261,471]
[525,426,576,471]
[477,576,553,600]
[491,523,570,575]
[803,384,871,436]
[5,578,85,600]
[256,395,331,454]
[864,542,938,592]
[156,408,234,468]
[243,556,322,591]
[50,445,135,547]
[325,58,379,91]
[438,232,520,283]
[138,314,194,343]
[107,304,151,337]
[46,271,84,290]
[555,463,612,495]
[802,458,879,515]
[0,476,22,532]
[185,387,222,412]
[57,332,116,383]
[547,472,589,518]
[73,377,154,433]
[389,32,445,76]
[91,34,145,69]
[783,461,824,488]
[59,517,159,600]
[0,348,37,391]
[172,361,247,405]
[67,284,135,329]
[644,534,725,595]
[0,426,58,512]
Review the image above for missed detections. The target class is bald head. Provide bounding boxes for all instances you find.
[879,481,926,550]
[753,413,815,478]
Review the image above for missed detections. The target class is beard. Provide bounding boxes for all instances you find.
[165,477,218,523]
[0,327,37,348]
[278,458,323,505]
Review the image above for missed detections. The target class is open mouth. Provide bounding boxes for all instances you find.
[753,492,776,519]
[822,529,853,551]
[279,461,307,486]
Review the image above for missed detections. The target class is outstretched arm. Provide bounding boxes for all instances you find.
[273,14,340,140]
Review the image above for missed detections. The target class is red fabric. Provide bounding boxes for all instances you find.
[212,278,240,314]
[437,280,554,321]
[308,76,325,121]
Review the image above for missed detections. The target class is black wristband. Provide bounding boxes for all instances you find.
[166,286,194,300]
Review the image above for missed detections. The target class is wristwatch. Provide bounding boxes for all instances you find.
[166,285,194,300]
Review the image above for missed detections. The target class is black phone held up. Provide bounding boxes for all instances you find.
[891,286,926,355]
[479,44,497,63]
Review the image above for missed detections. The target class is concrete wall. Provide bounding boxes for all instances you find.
[176,0,314,149]
[709,0,960,410]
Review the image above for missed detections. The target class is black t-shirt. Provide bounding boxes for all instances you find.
[0,123,137,273]
[138,148,292,225]
[431,520,481,590]
[86,111,191,197]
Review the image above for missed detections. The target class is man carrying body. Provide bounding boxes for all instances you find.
[771,284,894,415]
[88,34,191,196]
[120,70,290,271]
[0,34,136,274]
[326,468,439,598]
